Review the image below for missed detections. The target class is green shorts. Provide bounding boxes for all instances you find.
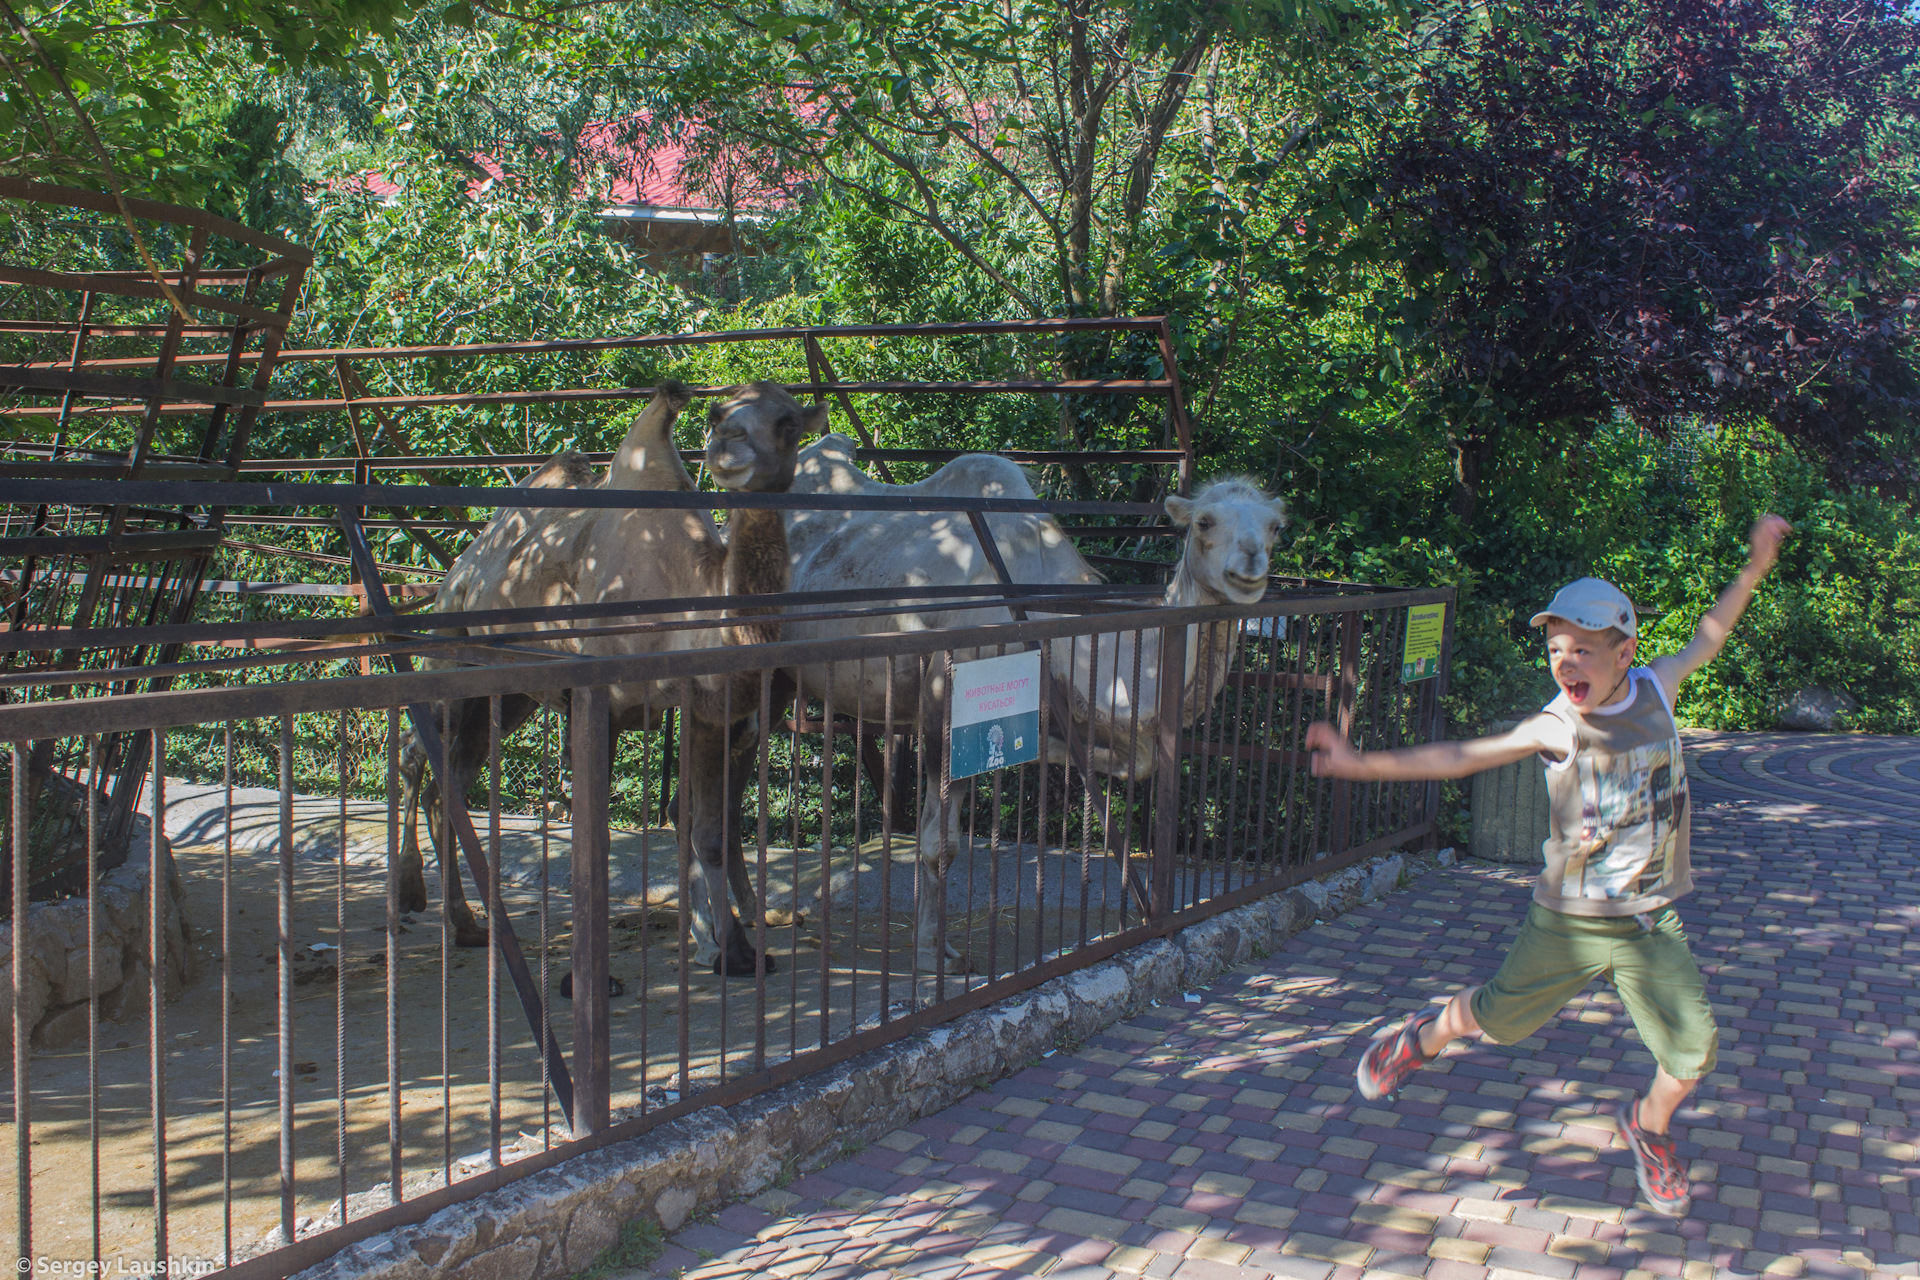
[1469,902,1718,1080]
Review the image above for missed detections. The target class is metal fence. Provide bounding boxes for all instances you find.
[0,551,1450,1278]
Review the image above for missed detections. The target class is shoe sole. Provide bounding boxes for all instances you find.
[1615,1106,1690,1217]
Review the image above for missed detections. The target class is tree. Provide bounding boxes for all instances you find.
[1316,0,1920,524]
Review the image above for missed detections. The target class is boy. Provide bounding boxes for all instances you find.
[1303,514,1791,1216]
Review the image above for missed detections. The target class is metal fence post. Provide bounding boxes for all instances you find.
[1330,611,1362,856]
[569,685,611,1135]
[1148,622,1188,919]
[1421,591,1458,848]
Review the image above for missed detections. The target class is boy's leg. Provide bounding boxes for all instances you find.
[1359,903,1600,1101]
[1609,906,1717,1215]
[1418,988,1484,1057]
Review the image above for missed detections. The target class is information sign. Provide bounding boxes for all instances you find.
[949,650,1042,779]
[1401,604,1446,681]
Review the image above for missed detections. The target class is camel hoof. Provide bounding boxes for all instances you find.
[712,951,777,978]
[454,924,490,949]
[558,971,626,999]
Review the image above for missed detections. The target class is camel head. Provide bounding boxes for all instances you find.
[1165,478,1288,604]
[705,382,825,492]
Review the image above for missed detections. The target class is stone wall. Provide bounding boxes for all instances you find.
[293,847,1432,1280]
[0,813,197,1058]
[1468,723,1549,865]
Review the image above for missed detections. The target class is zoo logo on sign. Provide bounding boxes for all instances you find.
[949,650,1042,780]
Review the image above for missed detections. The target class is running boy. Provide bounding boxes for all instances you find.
[1304,514,1791,1216]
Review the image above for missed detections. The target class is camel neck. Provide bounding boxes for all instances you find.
[722,507,790,597]
[607,404,695,491]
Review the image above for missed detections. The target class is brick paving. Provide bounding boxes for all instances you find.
[621,733,1920,1280]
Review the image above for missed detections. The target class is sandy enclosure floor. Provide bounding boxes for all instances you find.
[4,780,1244,1266]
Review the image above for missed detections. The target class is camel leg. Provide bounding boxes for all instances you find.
[913,678,969,974]
[682,713,771,977]
[396,729,431,914]
[418,694,541,948]
[720,713,764,930]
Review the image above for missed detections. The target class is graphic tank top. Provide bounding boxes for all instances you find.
[1534,668,1692,917]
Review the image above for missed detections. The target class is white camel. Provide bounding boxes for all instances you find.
[779,433,1287,972]
[397,381,823,974]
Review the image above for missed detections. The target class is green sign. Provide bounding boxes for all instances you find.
[950,651,1042,779]
[1402,604,1446,681]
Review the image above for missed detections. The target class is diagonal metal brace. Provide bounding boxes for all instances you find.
[339,511,575,1121]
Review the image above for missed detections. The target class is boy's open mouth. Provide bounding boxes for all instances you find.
[1565,680,1591,703]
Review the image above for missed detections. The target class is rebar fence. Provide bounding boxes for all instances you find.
[0,503,1453,1276]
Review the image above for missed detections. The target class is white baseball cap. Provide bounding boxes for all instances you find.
[1529,577,1637,639]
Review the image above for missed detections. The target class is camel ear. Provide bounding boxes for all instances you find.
[1165,495,1195,527]
[655,379,693,413]
[707,398,727,428]
[800,402,830,440]
[1267,496,1289,527]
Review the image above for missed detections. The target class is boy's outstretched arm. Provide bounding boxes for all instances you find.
[1650,513,1792,692]
[1306,713,1572,782]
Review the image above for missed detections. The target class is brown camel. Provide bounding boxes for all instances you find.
[397,381,823,975]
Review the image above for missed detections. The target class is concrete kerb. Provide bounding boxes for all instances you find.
[289,845,1442,1280]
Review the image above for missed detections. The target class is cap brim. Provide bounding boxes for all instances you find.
[1528,611,1556,629]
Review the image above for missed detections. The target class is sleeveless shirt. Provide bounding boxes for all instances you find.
[1534,668,1692,917]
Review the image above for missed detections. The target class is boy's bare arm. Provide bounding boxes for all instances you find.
[1305,712,1571,782]
[1651,514,1792,693]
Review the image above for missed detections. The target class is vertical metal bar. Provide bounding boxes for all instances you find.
[385,710,402,1199]
[849,665,864,1030]
[788,677,803,1050]
[92,735,105,1267]
[539,704,553,1143]
[437,703,451,1185]
[635,692,650,1114]
[1153,318,1195,496]
[12,742,30,1268]
[336,712,349,1222]
[570,686,611,1135]
[1120,628,1144,923]
[754,671,772,1073]
[1423,595,1457,846]
[1148,623,1188,919]
[277,714,296,1245]
[487,696,502,1166]
[1032,649,1049,965]
[676,696,696,1095]
[935,654,951,1005]
[878,664,894,1020]
[1331,611,1362,855]
[1078,635,1097,947]
[1249,615,1286,869]
[150,727,169,1259]
[818,667,834,1048]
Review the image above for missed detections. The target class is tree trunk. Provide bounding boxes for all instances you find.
[1448,423,1501,526]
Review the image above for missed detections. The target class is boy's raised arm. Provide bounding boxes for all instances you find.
[1306,712,1572,782]
[1651,514,1792,693]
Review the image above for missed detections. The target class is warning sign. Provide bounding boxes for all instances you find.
[1402,604,1446,682]
[949,651,1042,779]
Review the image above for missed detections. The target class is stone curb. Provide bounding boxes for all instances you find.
[292,846,1435,1280]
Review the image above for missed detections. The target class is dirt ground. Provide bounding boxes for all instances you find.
[6,780,1220,1267]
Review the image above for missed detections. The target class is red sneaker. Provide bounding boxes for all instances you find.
[1355,1006,1441,1101]
[1617,1101,1692,1216]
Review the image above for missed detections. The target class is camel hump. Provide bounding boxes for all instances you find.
[920,452,1038,501]
[793,432,870,494]
[522,451,600,489]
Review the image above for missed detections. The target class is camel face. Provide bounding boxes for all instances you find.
[1166,479,1288,605]
[705,382,826,492]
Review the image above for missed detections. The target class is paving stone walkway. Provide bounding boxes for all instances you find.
[624,733,1919,1280]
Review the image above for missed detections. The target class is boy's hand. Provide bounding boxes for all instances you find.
[1306,720,1365,779]
[1746,514,1792,577]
